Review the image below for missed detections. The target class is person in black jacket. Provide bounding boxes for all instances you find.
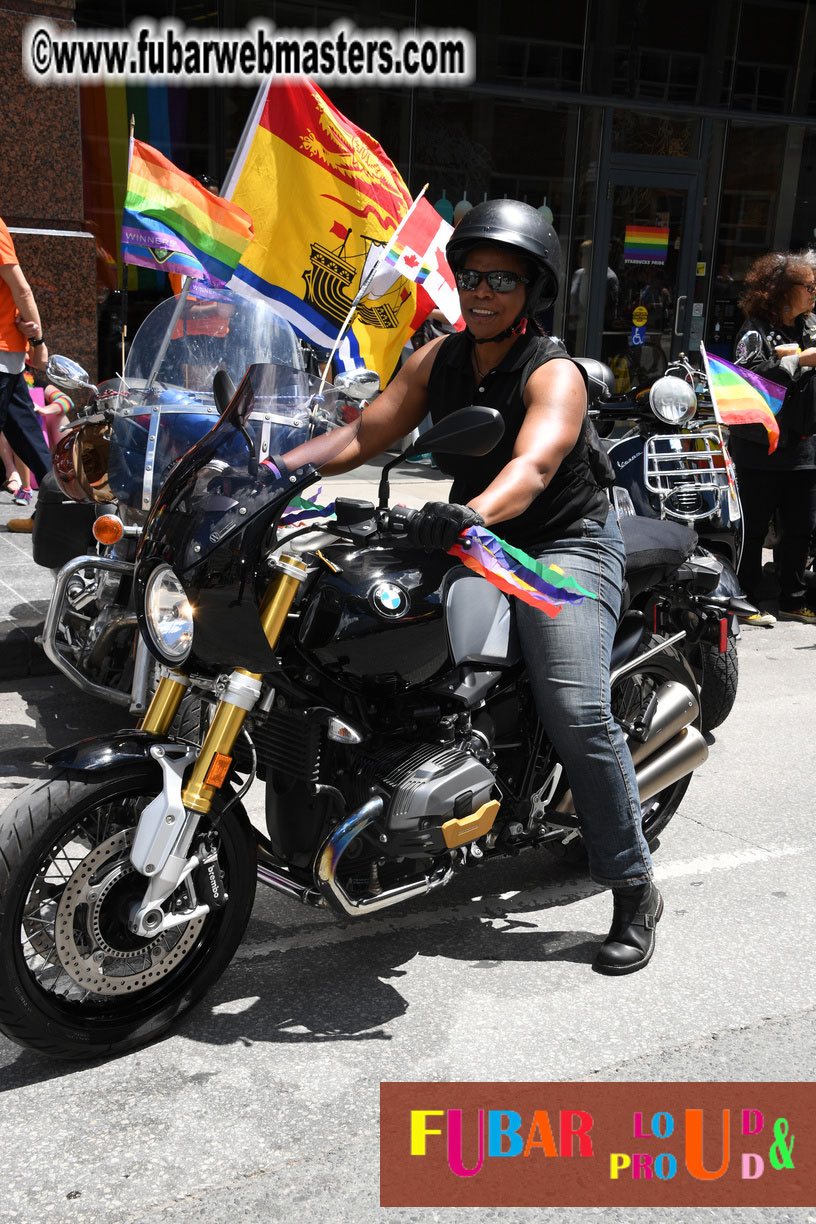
[731,251,816,625]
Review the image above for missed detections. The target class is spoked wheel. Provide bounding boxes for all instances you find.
[543,638,702,864]
[0,765,256,1059]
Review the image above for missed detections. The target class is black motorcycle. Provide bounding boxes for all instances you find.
[0,363,713,1059]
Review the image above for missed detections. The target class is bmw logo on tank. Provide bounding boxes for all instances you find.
[370,581,409,618]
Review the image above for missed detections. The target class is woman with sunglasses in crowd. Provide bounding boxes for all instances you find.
[730,251,816,626]
[326,199,661,975]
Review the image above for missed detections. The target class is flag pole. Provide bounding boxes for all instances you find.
[219,81,270,199]
[699,341,738,495]
[119,114,135,376]
[316,184,429,397]
[140,84,269,392]
[700,342,729,449]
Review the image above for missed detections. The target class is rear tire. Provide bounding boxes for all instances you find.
[0,764,256,1059]
[691,635,739,733]
[542,638,701,865]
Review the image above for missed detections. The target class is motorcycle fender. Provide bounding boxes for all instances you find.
[45,731,180,774]
[711,560,742,602]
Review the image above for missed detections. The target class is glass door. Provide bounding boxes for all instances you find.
[581,170,699,391]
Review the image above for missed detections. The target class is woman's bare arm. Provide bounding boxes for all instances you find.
[322,337,445,474]
[466,358,586,526]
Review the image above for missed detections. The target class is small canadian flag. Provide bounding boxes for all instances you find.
[365,198,463,328]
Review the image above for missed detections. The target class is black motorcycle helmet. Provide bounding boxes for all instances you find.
[446,199,562,342]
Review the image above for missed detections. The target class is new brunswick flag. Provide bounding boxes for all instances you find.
[223,81,437,379]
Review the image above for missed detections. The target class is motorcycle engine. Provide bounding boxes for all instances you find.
[353,741,497,856]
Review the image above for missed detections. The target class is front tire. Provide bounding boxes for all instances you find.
[543,638,701,865]
[0,764,256,1059]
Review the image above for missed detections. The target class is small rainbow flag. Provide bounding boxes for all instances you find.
[122,139,254,285]
[624,225,669,265]
[700,343,786,454]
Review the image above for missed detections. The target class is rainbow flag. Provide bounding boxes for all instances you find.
[624,225,669,265]
[700,343,786,454]
[122,139,254,285]
[223,81,434,380]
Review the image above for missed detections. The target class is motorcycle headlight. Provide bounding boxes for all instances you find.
[649,376,697,425]
[144,565,194,662]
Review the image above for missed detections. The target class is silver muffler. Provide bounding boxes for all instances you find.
[552,679,707,815]
[636,725,708,803]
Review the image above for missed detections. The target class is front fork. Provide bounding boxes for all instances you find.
[128,554,307,936]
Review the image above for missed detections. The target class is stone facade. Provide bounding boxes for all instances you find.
[1,0,97,378]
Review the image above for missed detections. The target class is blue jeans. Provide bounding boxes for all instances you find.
[514,506,652,889]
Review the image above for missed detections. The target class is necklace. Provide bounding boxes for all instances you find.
[471,347,493,383]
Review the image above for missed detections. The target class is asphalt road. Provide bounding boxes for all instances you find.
[0,620,814,1224]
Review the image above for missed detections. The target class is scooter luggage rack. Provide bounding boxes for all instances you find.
[643,433,728,523]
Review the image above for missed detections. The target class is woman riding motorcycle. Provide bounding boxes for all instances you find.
[326,199,662,974]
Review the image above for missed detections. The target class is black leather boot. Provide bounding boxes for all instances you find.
[593,882,663,975]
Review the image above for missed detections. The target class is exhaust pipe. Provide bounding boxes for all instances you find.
[627,681,700,766]
[314,796,455,917]
[636,725,708,804]
[552,680,706,816]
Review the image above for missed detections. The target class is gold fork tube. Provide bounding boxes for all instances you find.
[181,681,255,813]
[140,673,189,736]
[257,555,308,646]
[180,555,307,814]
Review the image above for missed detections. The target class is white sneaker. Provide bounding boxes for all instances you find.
[737,610,777,628]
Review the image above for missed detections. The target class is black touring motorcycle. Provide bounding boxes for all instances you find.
[0,362,718,1059]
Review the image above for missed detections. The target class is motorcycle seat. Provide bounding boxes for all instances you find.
[619,515,698,599]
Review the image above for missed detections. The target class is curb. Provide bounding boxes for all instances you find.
[0,618,57,681]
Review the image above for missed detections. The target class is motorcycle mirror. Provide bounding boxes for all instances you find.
[46,355,99,396]
[334,368,380,402]
[212,369,236,415]
[378,406,504,509]
[404,405,505,460]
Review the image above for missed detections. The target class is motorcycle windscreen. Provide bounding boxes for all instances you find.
[107,400,223,511]
[122,289,305,391]
[137,362,361,576]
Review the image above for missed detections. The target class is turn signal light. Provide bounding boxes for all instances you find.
[92,515,124,544]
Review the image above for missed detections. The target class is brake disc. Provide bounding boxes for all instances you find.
[53,829,206,996]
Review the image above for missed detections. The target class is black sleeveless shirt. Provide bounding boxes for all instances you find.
[427,331,609,552]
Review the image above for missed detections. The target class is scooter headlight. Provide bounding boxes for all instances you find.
[144,565,194,662]
[649,376,697,425]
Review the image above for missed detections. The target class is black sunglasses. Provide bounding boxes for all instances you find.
[792,280,816,291]
[455,269,530,293]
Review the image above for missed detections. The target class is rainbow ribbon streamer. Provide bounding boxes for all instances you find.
[449,525,597,619]
[280,489,336,525]
[279,495,596,618]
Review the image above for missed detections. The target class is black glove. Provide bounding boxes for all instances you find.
[406,501,484,551]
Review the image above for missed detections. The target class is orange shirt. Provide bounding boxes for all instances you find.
[0,217,25,353]
[168,273,233,339]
